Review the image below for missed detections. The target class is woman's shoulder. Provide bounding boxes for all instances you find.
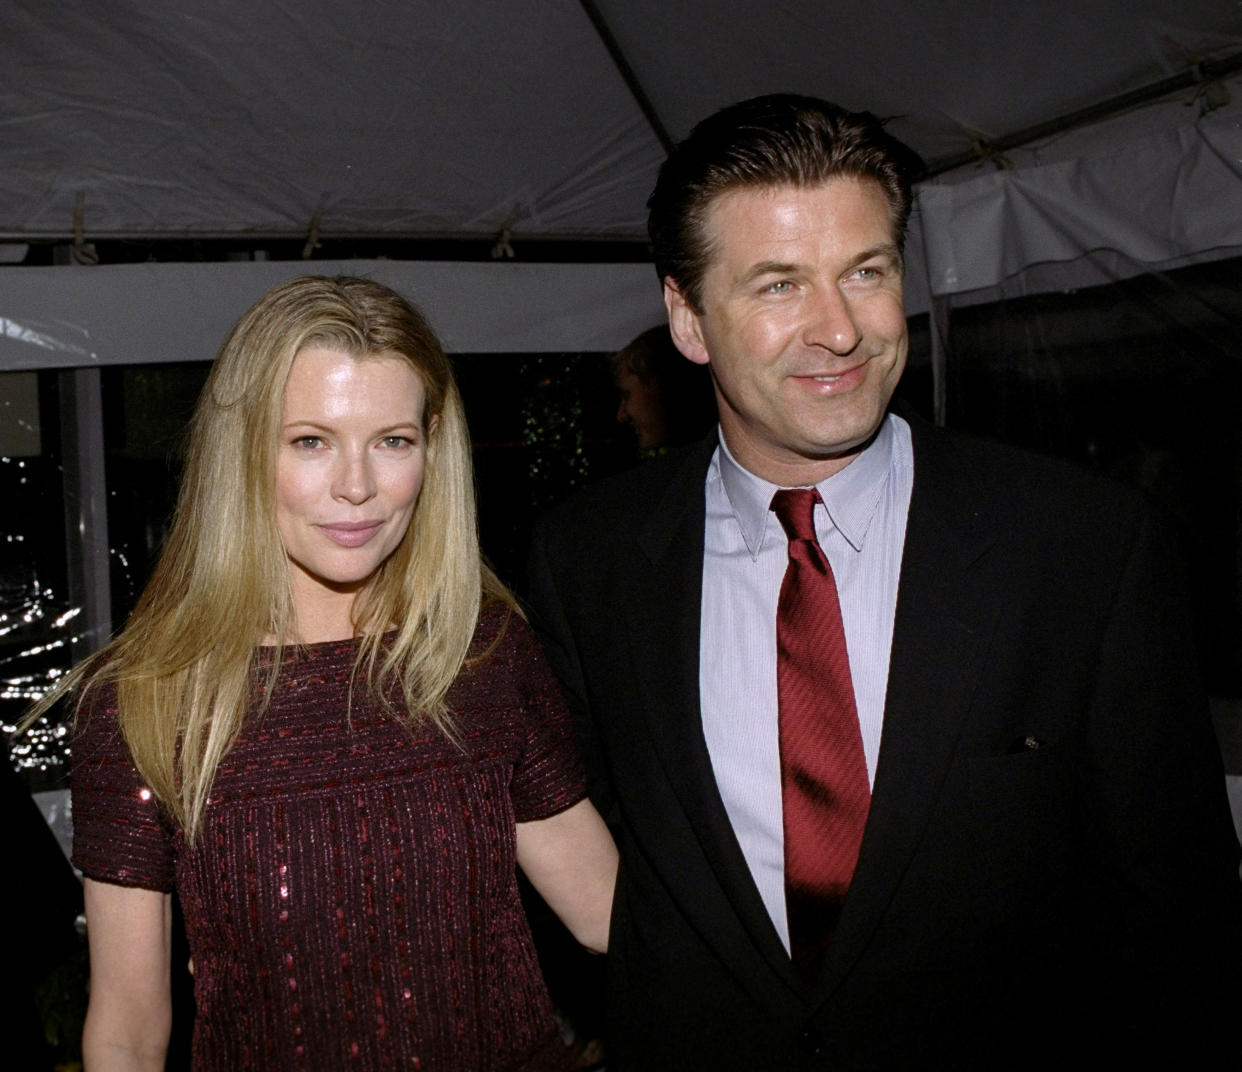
[459,602,557,696]
[469,598,528,656]
[69,674,124,760]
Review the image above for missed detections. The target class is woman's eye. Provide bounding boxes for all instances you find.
[294,436,322,449]
[381,436,412,449]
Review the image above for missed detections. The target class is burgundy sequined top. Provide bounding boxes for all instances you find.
[71,610,584,1071]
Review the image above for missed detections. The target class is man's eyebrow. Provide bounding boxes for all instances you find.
[734,260,799,288]
[849,243,902,268]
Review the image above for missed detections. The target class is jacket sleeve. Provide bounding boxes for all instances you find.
[524,509,619,823]
[1077,502,1242,1054]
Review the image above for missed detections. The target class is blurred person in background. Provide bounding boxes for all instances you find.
[613,325,716,452]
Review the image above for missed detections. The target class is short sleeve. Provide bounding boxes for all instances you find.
[70,683,177,892]
[489,614,588,824]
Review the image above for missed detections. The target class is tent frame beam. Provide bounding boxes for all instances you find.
[926,51,1242,176]
[577,0,675,155]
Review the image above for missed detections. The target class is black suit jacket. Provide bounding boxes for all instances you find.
[527,413,1242,1070]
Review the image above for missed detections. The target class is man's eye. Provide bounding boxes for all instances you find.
[851,262,894,282]
[765,280,793,294]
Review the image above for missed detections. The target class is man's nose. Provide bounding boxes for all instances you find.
[332,451,376,504]
[803,286,861,355]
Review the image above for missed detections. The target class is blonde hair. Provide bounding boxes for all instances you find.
[24,276,513,840]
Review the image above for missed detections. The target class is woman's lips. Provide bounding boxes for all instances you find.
[317,521,384,547]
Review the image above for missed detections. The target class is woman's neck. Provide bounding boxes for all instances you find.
[282,568,367,643]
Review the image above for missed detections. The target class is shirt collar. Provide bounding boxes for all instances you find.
[717,415,897,559]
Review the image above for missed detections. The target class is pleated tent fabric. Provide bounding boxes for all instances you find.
[0,1,1237,257]
[0,0,1240,356]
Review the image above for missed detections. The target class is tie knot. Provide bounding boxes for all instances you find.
[770,488,820,543]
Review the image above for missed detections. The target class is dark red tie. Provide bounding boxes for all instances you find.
[771,488,871,981]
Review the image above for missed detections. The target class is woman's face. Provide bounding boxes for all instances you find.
[274,345,430,634]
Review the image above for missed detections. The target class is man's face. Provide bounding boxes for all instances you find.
[665,178,907,486]
[615,366,667,449]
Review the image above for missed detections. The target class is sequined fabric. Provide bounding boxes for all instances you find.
[72,610,583,1071]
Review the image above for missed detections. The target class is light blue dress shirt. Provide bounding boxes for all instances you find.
[699,413,914,950]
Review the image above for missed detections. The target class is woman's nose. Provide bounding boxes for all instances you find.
[331,451,375,504]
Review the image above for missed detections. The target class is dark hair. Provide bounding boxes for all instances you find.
[611,325,683,383]
[647,94,924,312]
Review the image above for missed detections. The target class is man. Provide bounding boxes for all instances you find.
[527,95,1242,1070]
[613,324,716,450]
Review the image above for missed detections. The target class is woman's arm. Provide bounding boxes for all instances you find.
[516,798,618,954]
[81,878,173,1072]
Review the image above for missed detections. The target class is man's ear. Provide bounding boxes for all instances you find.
[663,280,710,367]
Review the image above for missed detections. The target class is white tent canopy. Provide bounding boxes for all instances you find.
[0,0,1240,360]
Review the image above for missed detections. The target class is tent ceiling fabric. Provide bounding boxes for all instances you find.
[614,0,1242,168]
[0,0,665,238]
[1,0,1237,241]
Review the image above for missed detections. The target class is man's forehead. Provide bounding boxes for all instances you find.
[700,179,899,268]
[706,176,888,225]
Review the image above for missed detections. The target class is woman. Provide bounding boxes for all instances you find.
[36,276,616,1070]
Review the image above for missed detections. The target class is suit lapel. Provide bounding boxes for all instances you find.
[625,439,800,990]
[816,416,1009,998]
